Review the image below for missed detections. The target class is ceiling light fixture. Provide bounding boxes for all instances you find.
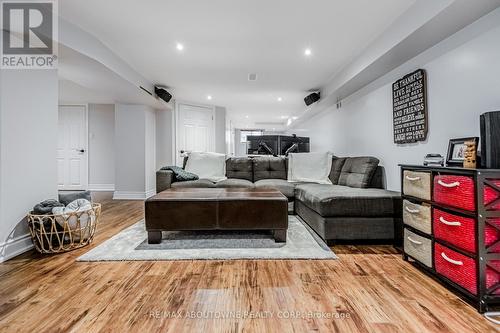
[176,43,184,51]
[304,48,312,56]
[277,97,282,102]
[207,95,212,100]
[245,115,249,119]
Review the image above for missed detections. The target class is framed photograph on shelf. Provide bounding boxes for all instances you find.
[446,137,479,167]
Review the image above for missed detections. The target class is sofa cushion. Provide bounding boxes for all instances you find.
[225,157,253,182]
[338,157,379,188]
[171,179,216,188]
[328,157,347,184]
[295,183,400,217]
[254,179,295,198]
[253,156,287,181]
[215,179,254,188]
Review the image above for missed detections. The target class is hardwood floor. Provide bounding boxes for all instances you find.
[0,200,497,332]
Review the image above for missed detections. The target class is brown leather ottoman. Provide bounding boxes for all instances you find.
[145,188,288,244]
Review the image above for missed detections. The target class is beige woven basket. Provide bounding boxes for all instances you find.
[27,203,101,254]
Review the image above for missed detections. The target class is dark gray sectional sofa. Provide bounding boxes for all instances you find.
[156,155,402,244]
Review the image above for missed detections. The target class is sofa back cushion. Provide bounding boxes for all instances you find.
[253,156,287,181]
[226,157,253,181]
[328,156,347,184]
[338,157,379,188]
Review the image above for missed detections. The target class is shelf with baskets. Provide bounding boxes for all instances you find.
[400,164,500,313]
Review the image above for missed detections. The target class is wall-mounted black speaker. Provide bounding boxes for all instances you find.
[480,111,500,169]
[304,92,320,106]
[154,86,172,103]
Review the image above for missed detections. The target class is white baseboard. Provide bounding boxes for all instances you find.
[113,190,156,200]
[88,184,115,191]
[0,234,33,263]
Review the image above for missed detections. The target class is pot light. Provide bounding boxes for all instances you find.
[176,43,184,51]
[304,48,312,56]
[245,115,249,119]
[277,97,282,102]
[207,95,212,100]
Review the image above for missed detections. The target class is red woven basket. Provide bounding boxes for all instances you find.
[434,175,476,211]
[435,243,477,295]
[433,209,476,253]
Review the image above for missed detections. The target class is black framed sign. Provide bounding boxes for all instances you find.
[393,69,428,144]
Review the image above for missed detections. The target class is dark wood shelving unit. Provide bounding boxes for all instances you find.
[400,164,500,313]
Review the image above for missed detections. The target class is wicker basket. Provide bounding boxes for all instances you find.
[27,203,101,254]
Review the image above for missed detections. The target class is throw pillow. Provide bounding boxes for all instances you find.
[185,152,227,182]
[160,165,199,182]
[287,152,333,184]
[59,191,91,206]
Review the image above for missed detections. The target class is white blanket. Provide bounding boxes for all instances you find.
[287,152,333,184]
[185,152,227,182]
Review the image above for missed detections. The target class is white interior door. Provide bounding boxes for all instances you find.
[176,103,215,165]
[57,105,88,190]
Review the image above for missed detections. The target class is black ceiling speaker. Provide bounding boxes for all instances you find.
[480,111,500,168]
[304,92,320,106]
[154,86,172,103]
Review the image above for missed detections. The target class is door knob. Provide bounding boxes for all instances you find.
[76,149,85,153]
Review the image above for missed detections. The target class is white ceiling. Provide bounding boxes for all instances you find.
[59,0,415,129]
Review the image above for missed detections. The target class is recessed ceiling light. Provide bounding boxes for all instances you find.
[207,95,212,100]
[277,97,282,102]
[176,43,184,51]
[245,115,249,119]
[304,48,312,56]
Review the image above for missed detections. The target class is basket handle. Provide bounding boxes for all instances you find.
[405,206,420,214]
[441,252,463,266]
[439,216,461,227]
[407,236,422,245]
[405,175,421,181]
[437,180,460,188]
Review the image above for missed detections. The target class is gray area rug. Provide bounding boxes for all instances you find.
[77,216,336,261]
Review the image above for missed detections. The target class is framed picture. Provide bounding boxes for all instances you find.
[446,137,479,167]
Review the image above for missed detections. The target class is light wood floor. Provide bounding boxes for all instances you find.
[0,200,497,332]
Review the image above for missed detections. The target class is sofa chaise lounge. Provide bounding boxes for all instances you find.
[156,155,402,244]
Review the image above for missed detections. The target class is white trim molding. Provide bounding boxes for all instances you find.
[113,190,156,200]
[0,234,33,263]
[88,184,115,191]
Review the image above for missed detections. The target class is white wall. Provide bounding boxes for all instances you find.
[88,104,115,190]
[114,104,157,199]
[156,109,174,169]
[290,23,500,191]
[215,106,227,154]
[0,69,58,262]
[145,108,156,195]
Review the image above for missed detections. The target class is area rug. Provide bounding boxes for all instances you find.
[77,216,336,261]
